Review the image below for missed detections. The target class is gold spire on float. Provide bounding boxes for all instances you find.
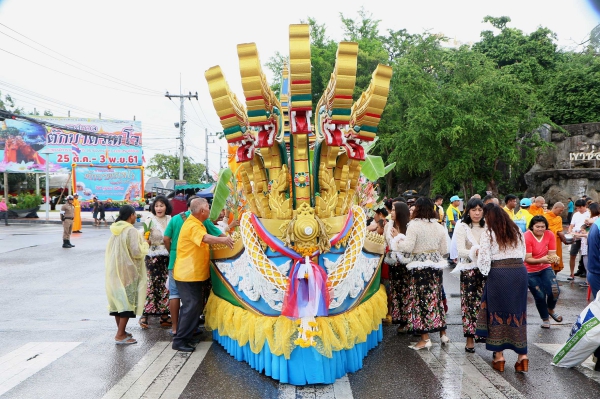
[205,24,392,254]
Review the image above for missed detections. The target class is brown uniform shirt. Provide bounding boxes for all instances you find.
[61,203,75,218]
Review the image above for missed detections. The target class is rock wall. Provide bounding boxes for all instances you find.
[525,122,600,207]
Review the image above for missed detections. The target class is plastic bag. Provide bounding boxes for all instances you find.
[552,291,600,368]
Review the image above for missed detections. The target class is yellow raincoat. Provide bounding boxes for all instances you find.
[105,221,149,315]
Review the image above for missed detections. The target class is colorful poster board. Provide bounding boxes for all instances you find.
[0,117,142,173]
[72,165,144,201]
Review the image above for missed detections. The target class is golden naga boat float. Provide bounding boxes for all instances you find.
[204,24,392,385]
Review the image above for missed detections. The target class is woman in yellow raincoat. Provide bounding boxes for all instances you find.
[105,205,149,345]
[72,193,82,233]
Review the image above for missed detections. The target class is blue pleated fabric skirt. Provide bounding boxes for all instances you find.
[212,325,383,385]
[476,258,528,355]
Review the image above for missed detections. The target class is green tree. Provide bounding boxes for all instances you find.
[473,16,559,87]
[0,91,23,115]
[146,154,207,184]
[542,52,600,125]
[389,46,549,196]
[340,9,389,98]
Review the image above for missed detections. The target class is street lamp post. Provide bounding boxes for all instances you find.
[41,150,51,221]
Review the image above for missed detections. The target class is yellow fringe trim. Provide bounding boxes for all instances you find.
[204,285,387,359]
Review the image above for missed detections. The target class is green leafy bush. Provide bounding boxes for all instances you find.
[11,193,42,210]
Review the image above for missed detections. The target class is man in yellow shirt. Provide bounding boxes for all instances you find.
[513,198,534,232]
[503,194,518,218]
[172,198,233,352]
[446,195,462,237]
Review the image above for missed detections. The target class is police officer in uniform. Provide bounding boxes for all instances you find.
[61,195,76,248]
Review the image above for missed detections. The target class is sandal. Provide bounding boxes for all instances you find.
[549,312,563,323]
[160,316,172,328]
[541,319,550,329]
[115,337,137,345]
[139,316,149,329]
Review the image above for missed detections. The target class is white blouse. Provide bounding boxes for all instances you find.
[145,214,171,257]
[396,218,449,269]
[452,222,486,272]
[477,229,526,276]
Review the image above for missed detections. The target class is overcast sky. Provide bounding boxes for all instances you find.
[0,0,598,176]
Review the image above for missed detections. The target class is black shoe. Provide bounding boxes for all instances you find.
[187,338,201,348]
[68,241,75,247]
[193,327,204,337]
[172,344,194,352]
[465,346,475,353]
[574,271,584,277]
[62,240,71,248]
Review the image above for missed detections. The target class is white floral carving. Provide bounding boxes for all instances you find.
[324,252,380,309]
[215,252,290,311]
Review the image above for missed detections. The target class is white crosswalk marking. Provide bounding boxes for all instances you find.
[102,341,212,399]
[416,342,525,399]
[535,343,600,384]
[277,374,353,399]
[0,342,81,396]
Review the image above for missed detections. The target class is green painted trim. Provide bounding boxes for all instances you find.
[312,141,322,195]
[331,108,351,116]
[359,262,382,305]
[247,109,267,118]
[360,125,378,133]
[210,263,244,309]
[291,94,312,102]
[290,134,296,209]
[278,141,288,166]
[224,125,242,135]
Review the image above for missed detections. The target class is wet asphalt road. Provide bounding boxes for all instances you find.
[1,223,599,398]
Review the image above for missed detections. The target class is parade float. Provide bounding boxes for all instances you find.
[203,24,392,385]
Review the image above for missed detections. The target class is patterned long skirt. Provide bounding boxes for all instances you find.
[389,262,410,326]
[476,258,528,354]
[460,269,486,338]
[407,268,447,334]
[143,255,170,316]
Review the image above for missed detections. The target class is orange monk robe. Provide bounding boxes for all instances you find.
[72,198,82,232]
[529,204,545,216]
[545,211,564,272]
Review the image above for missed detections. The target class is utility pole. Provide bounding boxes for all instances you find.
[165,90,198,180]
[219,147,227,169]
[205,128,217,182]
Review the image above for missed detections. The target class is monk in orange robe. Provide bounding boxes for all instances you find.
[529,196,546,217]
[72,193,82,233]
[545,202,567,273]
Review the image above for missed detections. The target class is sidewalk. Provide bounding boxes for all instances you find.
[4,210,154,225]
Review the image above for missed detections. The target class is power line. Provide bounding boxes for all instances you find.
[0,22,163,95]
[0,80,179,130]
[0,46,160,97]
[192,99,220,131]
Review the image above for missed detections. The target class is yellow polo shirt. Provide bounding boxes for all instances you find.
[173,215,210,282]
[503,206,515,219]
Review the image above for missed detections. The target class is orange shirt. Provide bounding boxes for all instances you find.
[529,204,545,216]
[545,211,564,271]
[173,215,210,282]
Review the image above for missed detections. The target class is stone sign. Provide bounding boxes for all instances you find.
[525,122,600,206]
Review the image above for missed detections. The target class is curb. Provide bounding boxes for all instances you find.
[5,219,104,226]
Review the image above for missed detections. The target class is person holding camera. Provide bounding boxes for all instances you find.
[61,195,76,248]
